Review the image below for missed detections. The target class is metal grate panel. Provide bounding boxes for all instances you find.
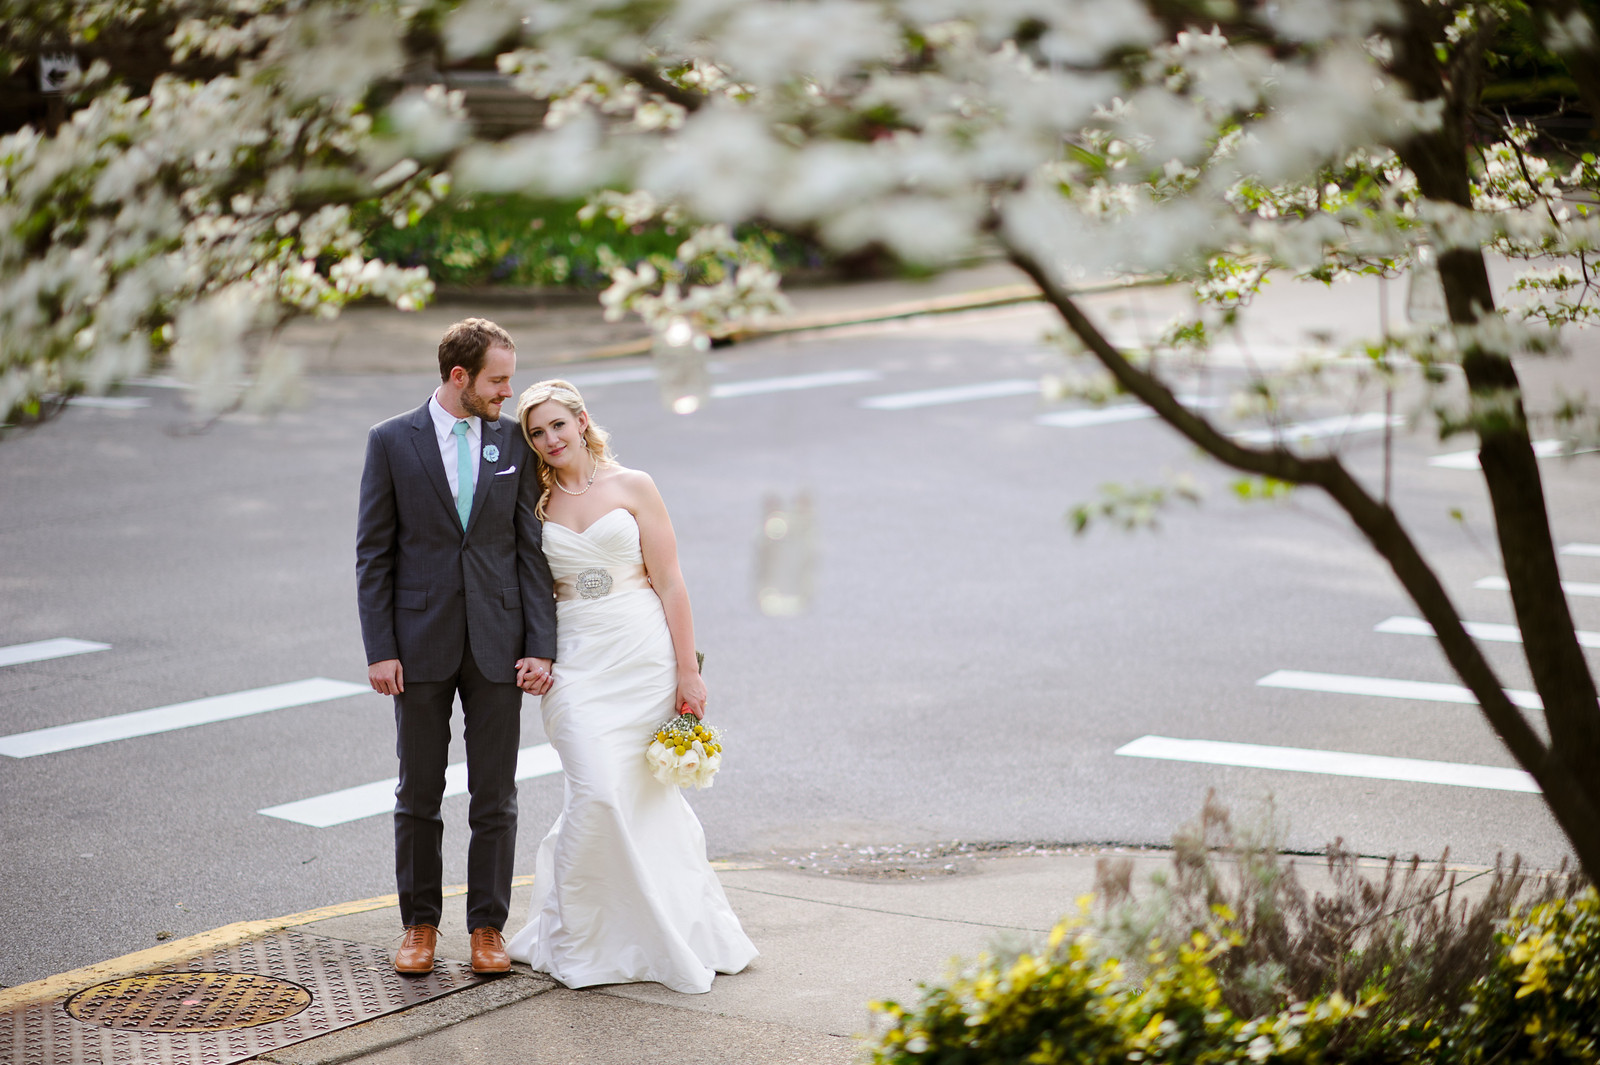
[1,929,485,1064]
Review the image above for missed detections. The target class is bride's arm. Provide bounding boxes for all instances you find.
[629,471,708,718]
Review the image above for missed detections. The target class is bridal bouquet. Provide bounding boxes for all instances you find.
[646,712,722,790]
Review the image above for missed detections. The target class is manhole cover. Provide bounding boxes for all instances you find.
[0,929,485,1065]
[65,972,312,1032]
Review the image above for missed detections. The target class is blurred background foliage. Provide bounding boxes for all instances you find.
[361,194,832,291]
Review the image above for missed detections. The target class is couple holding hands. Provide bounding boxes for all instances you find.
[356,318,755,994]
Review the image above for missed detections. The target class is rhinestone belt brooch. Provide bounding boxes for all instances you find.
[575,568,614,598]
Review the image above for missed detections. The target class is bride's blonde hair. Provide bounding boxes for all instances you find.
[516,379,617,519]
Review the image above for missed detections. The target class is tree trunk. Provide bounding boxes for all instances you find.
[1387,0,1600,852]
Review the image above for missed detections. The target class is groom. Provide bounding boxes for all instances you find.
[356,317,557,975]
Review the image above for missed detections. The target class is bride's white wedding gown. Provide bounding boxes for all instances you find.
[507,507,757,994]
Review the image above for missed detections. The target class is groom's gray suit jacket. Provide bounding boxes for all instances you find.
[356,400,557,683]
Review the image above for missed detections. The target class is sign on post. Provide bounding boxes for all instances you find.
[38,53,80,94]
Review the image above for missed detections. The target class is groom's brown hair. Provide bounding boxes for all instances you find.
[438,318,516,382]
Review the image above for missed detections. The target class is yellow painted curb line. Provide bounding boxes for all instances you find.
[565,282,1047,363]
[0,875,537,1014]
[558,276,1161,363]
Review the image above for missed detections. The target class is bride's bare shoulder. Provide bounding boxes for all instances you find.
[605,464,654,488]
[607,465,666,508]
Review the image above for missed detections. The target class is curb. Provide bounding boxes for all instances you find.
[0,861,761,1013]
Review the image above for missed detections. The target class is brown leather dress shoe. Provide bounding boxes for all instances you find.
[470,926,511,974]
[394,924,438,974]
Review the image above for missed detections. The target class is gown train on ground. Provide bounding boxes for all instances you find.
[507,507,757,994]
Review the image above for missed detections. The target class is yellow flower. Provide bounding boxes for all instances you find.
[1509,932,1561,998]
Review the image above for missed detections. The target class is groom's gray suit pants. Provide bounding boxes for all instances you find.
[393,641,522,932]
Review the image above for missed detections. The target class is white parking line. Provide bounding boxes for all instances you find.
[0,638,111,669]
[1257,669,1542,710]
[259,744,565,827]
[1231,412,1401,447]
[1376,615,1600,649]
[1475,576,1600,598]
[0,678,370,758]
[1430,440,1567,469]
[861,379,1040,410]
[1562,543,1600,558]
[711,369,880,398]
[1115,736,1539,793]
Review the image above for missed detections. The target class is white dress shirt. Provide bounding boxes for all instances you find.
[428,391,481,503]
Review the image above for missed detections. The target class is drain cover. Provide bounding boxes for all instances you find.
[65,972,312,1032]
[0,929,485,1065]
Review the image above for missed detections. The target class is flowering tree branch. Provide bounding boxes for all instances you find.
[1007,238,1600,875]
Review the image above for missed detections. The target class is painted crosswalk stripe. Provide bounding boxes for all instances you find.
[259,743,565,827]
[1376,615,1600,649]
[1429,440,1567,469]
[1257,669,1542,710]
[1562,543,1600,558]
[563,367,657,387]
[1035,396,1221,429]
[0,678,370,758]
[0,638,111,669]
[861,379,1040,410]
[1232,412,1401,447]
[67,396,151,410]
[711,369,880,398]
[1036,405,1153,429]
[1115,735,1539,793]
[1475,576,1600,598]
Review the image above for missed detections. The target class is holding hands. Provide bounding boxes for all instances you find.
[517,657,554,695]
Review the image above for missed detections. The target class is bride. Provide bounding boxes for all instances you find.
[506,378,757,994]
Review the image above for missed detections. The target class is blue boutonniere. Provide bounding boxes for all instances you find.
[483,444,500,463]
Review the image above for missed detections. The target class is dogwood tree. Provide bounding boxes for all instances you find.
[6,0,1599,874]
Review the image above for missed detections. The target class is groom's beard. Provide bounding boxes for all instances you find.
[460,382,501,421]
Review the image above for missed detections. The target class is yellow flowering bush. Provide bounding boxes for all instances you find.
[871,887,1600,1065]
[1448,886,1600,1063]
[870,908,1369,1065]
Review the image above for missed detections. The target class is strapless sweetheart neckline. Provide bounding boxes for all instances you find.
[544,507,632,537]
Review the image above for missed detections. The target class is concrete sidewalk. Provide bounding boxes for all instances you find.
[0,848,1174,1065]
[2,844,1517,1065]
[250,849,1150,1065]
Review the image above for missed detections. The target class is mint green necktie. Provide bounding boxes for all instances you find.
[452,420,473,529]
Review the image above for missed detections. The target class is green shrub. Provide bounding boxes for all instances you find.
[362,194,822,290]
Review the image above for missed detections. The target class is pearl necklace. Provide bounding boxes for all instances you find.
[554,452,598,496]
